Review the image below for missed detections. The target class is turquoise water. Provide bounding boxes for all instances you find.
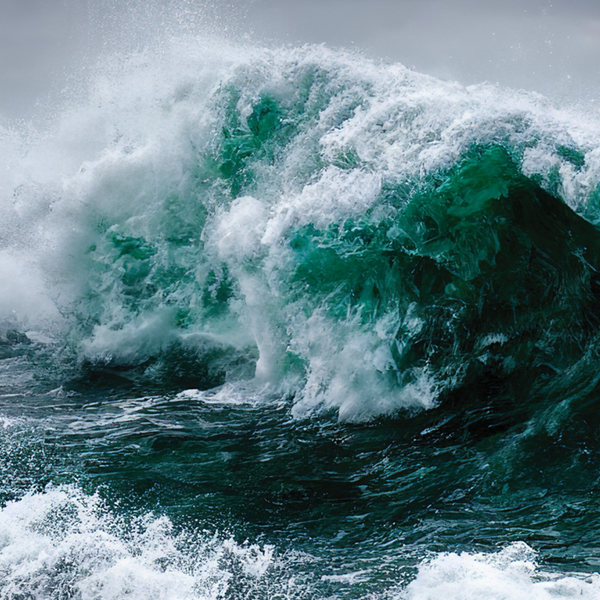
[2,40,600,598]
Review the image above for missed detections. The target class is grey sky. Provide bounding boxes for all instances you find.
[1,0,600,120]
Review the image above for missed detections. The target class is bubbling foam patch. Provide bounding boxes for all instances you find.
[0,486,285,600]
[401,543,600,600]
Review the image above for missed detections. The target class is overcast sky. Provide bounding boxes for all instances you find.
[1,0,600,120]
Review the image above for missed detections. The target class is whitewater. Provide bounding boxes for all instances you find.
[2,36,600,599]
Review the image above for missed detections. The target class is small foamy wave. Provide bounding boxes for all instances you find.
[0,486,284,600]
[400,543,600,600]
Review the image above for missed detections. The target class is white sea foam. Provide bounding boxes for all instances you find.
[176,381,282,407]
[400,543,600,600]
[0,486,278,600]
[287,309,437,421]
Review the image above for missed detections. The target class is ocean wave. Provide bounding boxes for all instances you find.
[2,39,600,420]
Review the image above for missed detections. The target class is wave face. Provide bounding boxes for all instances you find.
[3,38,600,598]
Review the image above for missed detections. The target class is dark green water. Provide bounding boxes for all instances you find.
[2,42,600,599]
